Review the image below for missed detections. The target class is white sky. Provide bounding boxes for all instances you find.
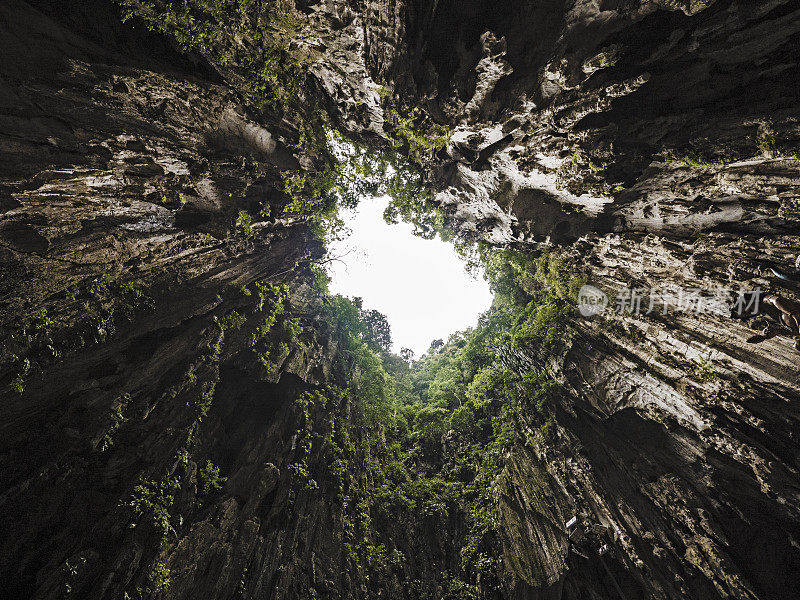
[327,197,493,356]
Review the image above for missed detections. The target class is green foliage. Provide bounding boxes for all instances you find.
[589,159,607,172]
[148,560,171,593]
[118,0,314,109]
[236,210,253,235]
[378,105,453,241]
[281,129,437,241]
[330,247,577,584]
[219,310,247,332]
[277,246,577,591]
[324,296,392,422]
[325,296,393,356]
[198,460,227,495]
[289,389,333,497]
[240,282,305,373]
[482,249,585,353]
[119,0,461,260]
[26,307,53,334]
[682,153,716,168]
[10,372,25,395]
[3,274,154,373]
[127,478,178,536]
[386,105,450,164]
[570,151,607,172]
[194,381,217,417]
[241,8,316,108]
[359,307,392,354]
[309,266,330,295]
[412,405,450,445]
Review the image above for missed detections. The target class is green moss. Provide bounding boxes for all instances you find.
[682,153,717,168]
[236,210,253,235]
[682,357,719,383]
[10,373,25,395]
[148,559,171,593]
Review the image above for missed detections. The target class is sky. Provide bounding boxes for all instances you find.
[327,197,494,357]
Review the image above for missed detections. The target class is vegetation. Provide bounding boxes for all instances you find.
[104,8,582,592]
[148,560,172,593]
[245,282,303,373]
[236,210,253,235]
[198,460,227,495]
[100,394,130,451]
[127,478,179,536]
[280,127,446,242]
[118,0,315,109]
[385,103,450,165]
[682,153,718,168]
[117,0,461,253]
[2,4,595,598]
[280,245,582,593]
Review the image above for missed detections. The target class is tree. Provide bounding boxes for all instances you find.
[400,347,415,363]
[360,308,392,354]
[328,296,392,354]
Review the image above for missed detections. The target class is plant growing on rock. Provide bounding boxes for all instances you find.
[118,0,316,110]
[198,460,227,495]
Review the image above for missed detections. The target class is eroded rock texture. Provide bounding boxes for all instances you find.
[1,1,799,599]
[0,2,338,598]
[369,0,800,598]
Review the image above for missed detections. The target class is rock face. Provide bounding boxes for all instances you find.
[363,1,800,598]
[0,2,338,598]
[1,1,800,600]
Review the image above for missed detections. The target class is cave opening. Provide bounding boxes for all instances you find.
[5,2,799,598]
[326,195,493,357]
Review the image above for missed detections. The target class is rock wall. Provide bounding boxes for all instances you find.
[358,0,800,597]
[0,2,342,598]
